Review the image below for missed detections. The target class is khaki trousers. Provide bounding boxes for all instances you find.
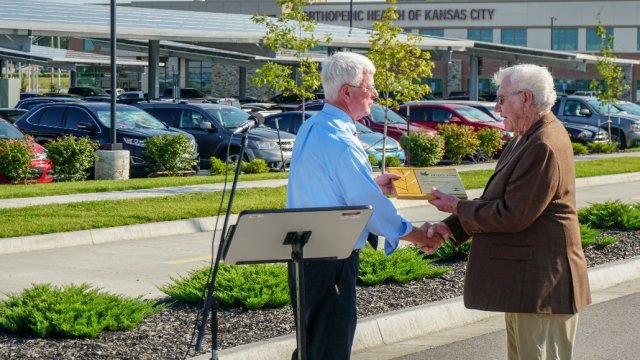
[505,312,579,360]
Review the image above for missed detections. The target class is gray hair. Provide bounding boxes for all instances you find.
[321,52,376,101]
[492,64,557,112]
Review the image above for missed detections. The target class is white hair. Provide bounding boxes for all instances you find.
[321,52,376,101]
[493,64,557,112]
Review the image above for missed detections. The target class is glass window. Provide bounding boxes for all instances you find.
[586,27,613,51]
[179,110,205,130]
[552,28,578,50]
[638,29,640,50]
[467,29,493,42]
[432,109,453,123]
[501,29,527,46]
[186,60,212,93]
[37,107,65,127]
[419,29,444,37]
[65,108,94,130]
[83,39,94,52]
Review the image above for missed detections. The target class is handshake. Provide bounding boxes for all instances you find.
[403,222,452,255]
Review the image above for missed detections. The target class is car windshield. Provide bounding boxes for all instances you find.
[586,99,622,115]
[456,107,496,122]
[615,102,640,116]
[368,105,407,125]
[205,107,251,129]
[96,108,168,130]
[0,121,25,140]
[354,121,373,133]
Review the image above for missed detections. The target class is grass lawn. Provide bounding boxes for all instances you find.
[0,157,639,238]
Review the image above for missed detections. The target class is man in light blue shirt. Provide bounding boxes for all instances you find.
[287,52,442,360]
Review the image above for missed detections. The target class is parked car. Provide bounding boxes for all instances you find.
[263,111,406,164]
[15,96,85,111]
[0,108,28,123]
[67,86,108,97]
[299,101,436,141]
[560,121,609,144]
[240,103,283,117]
[0,118,54,184]
[551,95,640,149]
[14,102,199,177]
[421,100,503,121]
[160,88,240,108]
[612,101,640,117]
[136,102,295,170]
[397,101,514,140]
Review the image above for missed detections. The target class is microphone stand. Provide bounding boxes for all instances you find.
[194,129,250,359]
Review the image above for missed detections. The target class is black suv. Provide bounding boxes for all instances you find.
[15,102,199,177]
[135,102,295,170]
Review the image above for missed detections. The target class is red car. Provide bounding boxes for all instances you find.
[299,101,436,140]
[397,102,513,140]
[0,118,54,184]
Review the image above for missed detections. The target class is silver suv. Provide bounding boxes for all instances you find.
[551,95,640,149]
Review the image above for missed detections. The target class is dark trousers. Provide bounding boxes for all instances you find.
[288,250,360,360]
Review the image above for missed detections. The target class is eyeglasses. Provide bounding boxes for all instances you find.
[347,84,377,93]
[497,90,523,105]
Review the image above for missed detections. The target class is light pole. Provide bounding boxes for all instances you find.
[550,16,557,50]
[349,0,353,29]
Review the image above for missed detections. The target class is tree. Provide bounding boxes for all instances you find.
[368,0,434,172]
[590,14,629,145]
[251,0,332,114]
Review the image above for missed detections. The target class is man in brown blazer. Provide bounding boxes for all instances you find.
[427,64,591,360]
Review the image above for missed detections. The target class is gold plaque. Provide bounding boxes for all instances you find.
[387,167,467,200]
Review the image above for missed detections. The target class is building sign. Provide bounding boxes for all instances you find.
[305,8,495,23]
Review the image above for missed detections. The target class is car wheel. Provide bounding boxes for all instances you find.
[225,149,249,166]
[469,150,487,164]
[611,131,627,150]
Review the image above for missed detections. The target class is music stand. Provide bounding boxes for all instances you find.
[223,205,373,360]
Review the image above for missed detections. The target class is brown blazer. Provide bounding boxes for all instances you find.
[443,113,591,314]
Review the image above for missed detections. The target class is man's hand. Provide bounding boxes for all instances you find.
[402,223,446,255]
[375,173,401,196]
[428,187,460,214]
[424,222,452,242]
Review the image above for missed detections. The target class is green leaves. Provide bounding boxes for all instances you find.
[0,283,162,338]
[0,138,33,183]
[358,246,449,286]
[368,0,434,109]
[142,133,197,176]
[44,135,98,181]
[251,0,331,104]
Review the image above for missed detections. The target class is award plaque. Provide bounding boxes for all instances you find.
[387,167,467,200]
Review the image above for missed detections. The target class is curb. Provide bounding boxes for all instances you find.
[192,255,640,360]
[1,173,639,255]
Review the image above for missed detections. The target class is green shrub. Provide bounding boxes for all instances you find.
[426,239,472,262]
[210,156,234,175]
[384,155,402,167]
[437,124,479,164]
[160,263,290,310]
[44,135,97,181]
[0,283,162,338]
[241,159,269,174]
[367,153,379,167]
[578,200,634,229]
[587,141,618,154]
[358,246,449,286]
[580,223,600,247]
[400,131,444,166]
[475,128,504,160]
[143,134,196,176]
[0,139,34,183]
[598,236,618,247]
[572,142,589,155]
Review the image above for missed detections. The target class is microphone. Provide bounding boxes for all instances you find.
[232,120,256,135]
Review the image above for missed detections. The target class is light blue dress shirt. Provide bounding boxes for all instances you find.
[287,103,413,255]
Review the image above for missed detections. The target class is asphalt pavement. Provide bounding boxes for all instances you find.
[0,152,639,359]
